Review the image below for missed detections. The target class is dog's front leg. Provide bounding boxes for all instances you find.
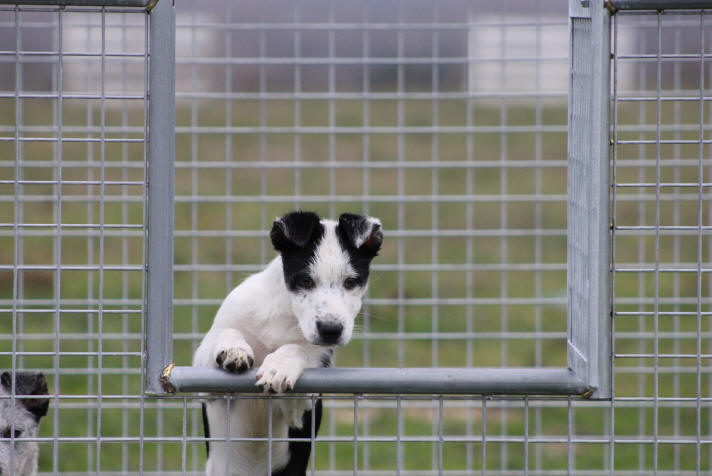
[256,344,309,394]
[211,327,255,373]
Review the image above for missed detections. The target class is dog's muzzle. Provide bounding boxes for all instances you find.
[316,320,343,345]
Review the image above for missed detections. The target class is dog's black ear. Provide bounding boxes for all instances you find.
[337,213,383,256]
[270,211,322,252]
[2,371,50,422]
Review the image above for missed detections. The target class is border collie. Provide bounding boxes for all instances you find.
[193,211,383,476]
[0,371,50,476]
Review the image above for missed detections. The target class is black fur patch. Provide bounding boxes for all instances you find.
[319,349,334,368]
[270,211,325,292]
[336,213,383,286]
[1,371,49,422]
[272,399,323,476]
[202,402,210,456]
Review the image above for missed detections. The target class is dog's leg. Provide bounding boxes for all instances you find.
[212,328,255,373]
[256,344,309,394]
[201,402,211,456]
[271,399,323,476]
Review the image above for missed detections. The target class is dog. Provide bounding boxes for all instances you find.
[193,211,383,476]
[0,371,49,476]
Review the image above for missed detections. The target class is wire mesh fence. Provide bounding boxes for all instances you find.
[611,6,712,474]
[0,0,710,474]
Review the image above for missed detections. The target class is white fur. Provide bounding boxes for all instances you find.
[193,218,369,476]
[0,394,40,476]
[351,217,382,248]
[291,221,364,346]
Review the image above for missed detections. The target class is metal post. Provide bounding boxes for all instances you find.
[145,0,175,394]
[567,0,612,399]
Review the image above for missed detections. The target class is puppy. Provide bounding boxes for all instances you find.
[193,211,383,476]
[0,371,50,476]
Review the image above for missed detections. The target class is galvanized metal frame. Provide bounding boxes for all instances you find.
[144,0,175,394]
[159,0,613,399]
[566,0,613,399]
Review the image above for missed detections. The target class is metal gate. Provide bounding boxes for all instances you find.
[1,0,710,474]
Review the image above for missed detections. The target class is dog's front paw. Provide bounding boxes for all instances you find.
[215,344,254,373]
[255,352,302,394]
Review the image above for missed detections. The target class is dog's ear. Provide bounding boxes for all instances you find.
[337,213,383,256]
[1,371,50,422]
[270,211,322,252]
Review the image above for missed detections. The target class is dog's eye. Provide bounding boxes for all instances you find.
[294,275,315,290]
[343,277,360,290]
[1,428,21,439]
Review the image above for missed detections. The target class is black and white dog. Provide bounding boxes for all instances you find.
[193,211,383,476]
[0,371,50,476]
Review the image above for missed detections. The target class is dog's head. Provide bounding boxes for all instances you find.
[271,211,383,347]
[0,371,49,476]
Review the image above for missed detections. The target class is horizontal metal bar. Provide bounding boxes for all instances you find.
[0,137,145,143]
[173,91,568,101]
[0,471,701,476]
[173,263,567,273]
[0,223,144,229]
[0,51,146,59]
[169,297,568,306]
[171,194,567,204]
[171,125,566,134]
[0,351,141,356]
[5,434,712,446]
[171,160,568,170]
[0,264,143,271]
[171,229,566,239]
[0,472,703,476]
[617,182,712,188]
[166,296,712,307]
[174,20,567,31]
[616,353,712,359]
[164,366,590,396]
[174,56,567,66]
[8,158,709,170]
[616,311,712,316]
[610,0,712,9]
[0,180,144,186]
[614,267,712,273]
[0,0,151,6]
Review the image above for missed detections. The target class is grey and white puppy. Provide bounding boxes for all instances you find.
[0,372,49,476]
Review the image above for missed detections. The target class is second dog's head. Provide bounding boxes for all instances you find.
[0,371,49,476]
[271,211,383,347]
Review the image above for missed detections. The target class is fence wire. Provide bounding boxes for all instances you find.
[611,8,712,475]
[0,0,710,474]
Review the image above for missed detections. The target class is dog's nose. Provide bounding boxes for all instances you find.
[316,320,343,344]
